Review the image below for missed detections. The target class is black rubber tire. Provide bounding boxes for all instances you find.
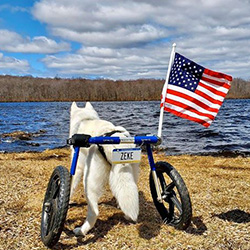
[41,166,70,248]
[150,161,192,230]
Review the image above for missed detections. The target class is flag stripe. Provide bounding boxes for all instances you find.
[194,89,223,105]
[165,93,218,117]
[167,85,221,111]
[204,68,232,82]
[202,75,231,89]
[164,106,211,127]
[202,70,231,89]
[196,85,225,102]
[165,102,213,124]
[165,98,215,120]
[203,71,231,85]
[165,101,213,122]
[199,81,228,97]
[201,80,229,94]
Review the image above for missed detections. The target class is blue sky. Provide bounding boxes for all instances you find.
[0,0,250,80]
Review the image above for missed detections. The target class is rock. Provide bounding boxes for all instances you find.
[0,130,46,141]
[1,131,33,141]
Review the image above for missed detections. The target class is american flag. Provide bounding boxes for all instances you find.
[161,53,233,127]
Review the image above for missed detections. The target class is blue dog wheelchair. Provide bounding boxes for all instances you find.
[40,133,192,248]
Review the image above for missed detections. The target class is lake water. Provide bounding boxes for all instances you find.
[0,100,249,156]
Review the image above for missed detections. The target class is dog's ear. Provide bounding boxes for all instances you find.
[71,102,78,111]
[85,102,94,110]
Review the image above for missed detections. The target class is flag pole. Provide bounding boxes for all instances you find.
[157,43,176,139]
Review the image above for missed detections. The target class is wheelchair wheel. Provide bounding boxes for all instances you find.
[41,166,70,248]
[150,161,192,230]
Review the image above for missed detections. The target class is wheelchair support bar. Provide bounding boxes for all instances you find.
[68,134,160,147]
[70,146,80,176]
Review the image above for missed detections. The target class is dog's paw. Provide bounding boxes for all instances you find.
[73,227,84,237]
[124,215,137,223]
[124,215,130,221]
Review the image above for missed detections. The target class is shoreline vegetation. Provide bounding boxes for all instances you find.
[0,75,250,102]
[0,148,249,249]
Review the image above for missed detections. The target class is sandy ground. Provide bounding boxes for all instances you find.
[0,148,249,250]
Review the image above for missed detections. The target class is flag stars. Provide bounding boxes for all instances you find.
[169,52,205,93]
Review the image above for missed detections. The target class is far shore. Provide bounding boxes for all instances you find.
[0,96,250,103]
[0,76,249,102]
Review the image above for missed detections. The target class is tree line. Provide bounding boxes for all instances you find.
[0,75,249,102]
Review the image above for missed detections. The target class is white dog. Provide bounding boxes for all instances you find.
[69,102,139,236]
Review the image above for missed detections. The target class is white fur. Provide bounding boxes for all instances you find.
[70,102,139,236]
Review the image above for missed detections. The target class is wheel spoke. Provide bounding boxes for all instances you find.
[168,197,175,219]
[158,174,182,219]
[47,199,58,234]
[158,174,175,193]
[158,173,167,191]
[170,195,182,214]
[47,210,55,233]
[51,178,60,198]
[165,182,175,192]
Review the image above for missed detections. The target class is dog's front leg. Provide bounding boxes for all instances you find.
[73,170,99,236]
[73,197,99,236]
[70,151,85,200]
[73,147,109,236]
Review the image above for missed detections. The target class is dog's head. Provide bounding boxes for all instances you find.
[71,102,99,120]
[70,102,99,136]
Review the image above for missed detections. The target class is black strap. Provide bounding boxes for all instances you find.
[97,144,108,161]
[97,130,123,162]
[103,130,123,137]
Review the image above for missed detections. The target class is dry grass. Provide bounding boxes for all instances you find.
[0,149,249,250]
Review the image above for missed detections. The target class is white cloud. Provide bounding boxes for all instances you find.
[0,53,29,72]
[51,25,168,48]
[28,0,250,79]
[32,1,153,32]
[0,29,70,53]
[41,44,172,79]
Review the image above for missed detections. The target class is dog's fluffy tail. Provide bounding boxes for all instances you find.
[109,163,139,222]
